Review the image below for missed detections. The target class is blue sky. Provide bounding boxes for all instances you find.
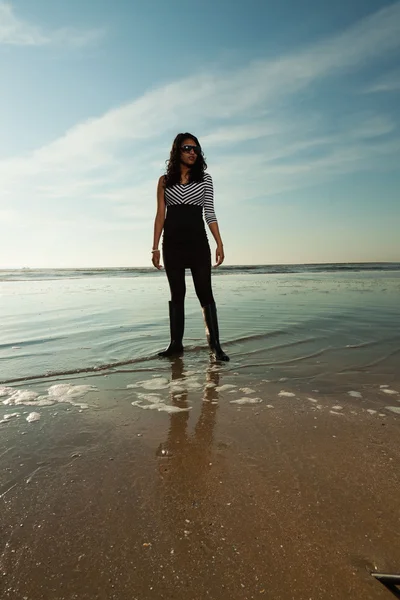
[0,0,399,268]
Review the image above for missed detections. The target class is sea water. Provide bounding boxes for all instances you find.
[1,265,400,392]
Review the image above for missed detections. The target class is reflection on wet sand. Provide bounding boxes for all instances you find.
[155,358,222,555]
[2,361,400,599]
[156,357,219,461]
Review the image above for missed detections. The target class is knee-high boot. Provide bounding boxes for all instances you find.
[202,302,229,361]
[158,302,184,357]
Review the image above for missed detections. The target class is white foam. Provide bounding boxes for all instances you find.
[266,404,274,409]
[128,377,170,390]
[44,384,94,409]
[132,391,191,413]
[230,397,263,405]
[181,377,202,390]
[380,385,389,388]
[239,388,255,394]
[205,382,216,389]
[278,390,295,397]
[170,378,202,392]
[0,412,20,424]
[330,411,344,416]
[3,390,40,405]
[26,412,41,423]
[307,398,318,403]
[48,384,95,399]
[381,388,398,395]
[348,391,362,398]
[385,406,400,415]
[0,386,14,397]
[137,393,162,402]
[366,409,377,415]
[3,412,20,420]
[129,376,202,393]
[132,400,190,413]
[332,405,343,410]
[216,384,237,392]
[169,382,186,393]
[23,397,56,407]
[3,384,95,410]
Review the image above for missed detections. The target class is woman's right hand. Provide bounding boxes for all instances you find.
[152,250,163,270]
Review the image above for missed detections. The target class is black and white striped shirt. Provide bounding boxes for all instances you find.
[164,173,217,225]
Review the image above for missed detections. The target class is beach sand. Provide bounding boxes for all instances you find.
[1,362,400,600]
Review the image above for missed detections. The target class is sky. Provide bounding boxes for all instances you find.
[0,0,399,268]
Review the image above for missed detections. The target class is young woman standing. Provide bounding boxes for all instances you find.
[152,132,229,362]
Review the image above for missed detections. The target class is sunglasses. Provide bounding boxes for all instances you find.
[181,144,201,154]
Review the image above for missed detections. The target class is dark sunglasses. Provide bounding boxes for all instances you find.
[181,144,201,154]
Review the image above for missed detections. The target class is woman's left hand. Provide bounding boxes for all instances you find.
[214,245,225,267]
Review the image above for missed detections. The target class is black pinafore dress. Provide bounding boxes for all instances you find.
[162,176,216,270]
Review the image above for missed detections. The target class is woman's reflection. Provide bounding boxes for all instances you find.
[156,357,219,466]
[154,357,225,572]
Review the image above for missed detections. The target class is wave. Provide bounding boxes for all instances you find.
[342,346,400,371]
[0,339,225,383]
[0,355,158,385]
[0,336,67,350]
[0,346,334,385]
[1,262,400,282]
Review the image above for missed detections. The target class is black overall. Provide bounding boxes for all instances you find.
[162,204,214,307]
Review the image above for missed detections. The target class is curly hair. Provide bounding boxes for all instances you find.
[164,132,207,188]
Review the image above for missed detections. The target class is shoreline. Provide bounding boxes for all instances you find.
[1,368,400,599]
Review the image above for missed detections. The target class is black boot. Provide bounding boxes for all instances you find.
[202,302,230,362]
[158,302,184,357]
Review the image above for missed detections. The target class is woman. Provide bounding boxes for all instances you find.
[152,132,229,362]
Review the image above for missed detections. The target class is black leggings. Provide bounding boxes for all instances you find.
[165,264,215,307]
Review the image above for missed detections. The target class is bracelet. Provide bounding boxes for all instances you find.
[151,249,160,253]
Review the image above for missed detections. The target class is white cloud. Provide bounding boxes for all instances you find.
[199,121,289,147]
[0,1,103,47]
[338,113,396,139]
[363,68,400,93]
[0,1,400,232]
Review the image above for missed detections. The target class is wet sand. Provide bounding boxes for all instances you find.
[1,363,400,600]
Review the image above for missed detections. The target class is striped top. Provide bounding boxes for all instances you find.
[164,173,217,225]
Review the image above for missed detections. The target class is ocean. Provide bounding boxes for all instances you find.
[1,264,400,409]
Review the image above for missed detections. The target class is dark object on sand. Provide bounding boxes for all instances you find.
[371,573,400,598]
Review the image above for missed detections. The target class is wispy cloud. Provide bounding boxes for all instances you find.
[1,2,399,229]
[0,1,103,47]
[363,68,400,93]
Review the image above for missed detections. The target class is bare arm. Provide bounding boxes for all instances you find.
[153,176,166,249]
[208,221,223,248]
[152,176,166,269]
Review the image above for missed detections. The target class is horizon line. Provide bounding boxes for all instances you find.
[1,260,400,271]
